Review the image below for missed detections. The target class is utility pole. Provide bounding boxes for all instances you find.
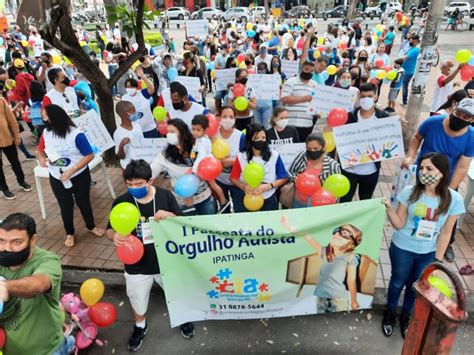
[402,0,447,151]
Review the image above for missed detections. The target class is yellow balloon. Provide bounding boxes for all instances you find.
[373,35,379,42]
[244,194,264,211]
[247,23,253,30]
[322,131,336,152]
[317,37,324,45]
[5,79,16,90]
[376,24,383,31]
[64,56,72,65]
[234,96,249,111]
[376,70,387,80]
[313,50,321,59]
[80,278,105,306]
[52,54,62,65]
[327,65,337,76]
[239,61,246,68]
[22,40,29,47]
[131,61,140,70]
[140,80,147,89]
[212,138,230,159]
[211,70,217,79]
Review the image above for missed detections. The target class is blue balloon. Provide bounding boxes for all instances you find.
[322,71,329,81]
[168,67,178,82]
[247,30,256,38]
[468,56,474,66]
[370,69,377,78]
[209,61,215,70]
[174,174,200,198]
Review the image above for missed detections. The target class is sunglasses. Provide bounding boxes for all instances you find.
[62,93,70,104]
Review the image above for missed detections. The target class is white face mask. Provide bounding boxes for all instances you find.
[360,97,375,111]
[275,119,288,129]
[126,88,137,96]
[220,118,235,130]
[166,132,179,146]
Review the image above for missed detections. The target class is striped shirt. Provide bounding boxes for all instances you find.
[281,76,317,128]
[288,153,341,184]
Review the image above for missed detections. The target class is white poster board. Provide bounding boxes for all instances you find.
[73,110,115,154]
[33,39,45,58]
[176,76,202,102]
[270,143,306,170]
[281,59,299,78]
[308,84,357,118]
[185,19,209,38]
[333,116,405,169]
[215,68,237,91]
[129,138,168,164]
[247,74,280,100]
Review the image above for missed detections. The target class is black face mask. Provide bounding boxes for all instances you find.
[300,71,312,81]
[62,77,71,86]
[252,140,267,151]
[244,60,251,66]
[448,113,470,131]
[359,57,367,62]
[306,149,324,160]
[0,244,31,267]
[238,77,248,85]
[172,101,185,110]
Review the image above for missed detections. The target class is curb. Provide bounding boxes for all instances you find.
[62,267,474,314]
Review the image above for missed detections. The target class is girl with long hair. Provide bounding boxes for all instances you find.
[382,152,465,338]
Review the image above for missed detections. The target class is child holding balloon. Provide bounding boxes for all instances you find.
[191,115,230,213]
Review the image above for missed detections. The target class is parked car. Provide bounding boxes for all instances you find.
[444,2,471,16]
[283,6,314,19]
[365,2,403,18]
[250,6,267,19]
[191,7,223,20]
[164,7,190,20]
[221,7,250,22]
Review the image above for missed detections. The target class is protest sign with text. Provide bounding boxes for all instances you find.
[247,74,281,100]
[73,110,114,154]
[129,138,168,164]
[270,143,306,170]
[307,84,357,118]
[177,76,202,102]
[185,19,209,38]
[333,116,405,169]
[152,199,385,327]
[215,69,238,91]
[281,59,299,78]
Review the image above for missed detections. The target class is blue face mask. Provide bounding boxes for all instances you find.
[128,186,148,199]
[129,112,143,122]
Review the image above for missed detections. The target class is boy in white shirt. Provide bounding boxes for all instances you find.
[113,101,144,169]
[191,115,229,213]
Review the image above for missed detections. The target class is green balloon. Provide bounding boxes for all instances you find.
[234,96,249,111]
[243,162,265,188]
[386,70,397,81]
[322,174,350,198]
[428,275,452,298]
[153,106,167,122]
[110,202,140,236]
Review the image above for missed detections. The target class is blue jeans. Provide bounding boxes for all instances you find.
[182,196,216,216]
[387,243,435,314]
[402,73,414,104]
[108,64,118,96]
[52,336,75,355]
[143,129,159,138]
[253,105,273,130]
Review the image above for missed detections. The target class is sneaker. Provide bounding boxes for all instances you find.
[128,323,148,351]
[180,322,195,339]
[18,182,33,192]
[1,190,16,200]
[218,200,231,214]
[400,313,410,339]
[381,309,397,337]
[444,245,455,262]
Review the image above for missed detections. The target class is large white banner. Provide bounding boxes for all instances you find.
[185,19,210,38]
[215,68,237,91]
[73,110,114,154]
[333,116,405,169]
[247,74,281,100]
[281,59,299,78]
[129,138,168,164]
[270,143,306,170]
[308,84,357,118]
[176,76,202,102]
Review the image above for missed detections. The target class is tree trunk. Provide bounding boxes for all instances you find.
[264,0,269,14]
[348,0,358,19]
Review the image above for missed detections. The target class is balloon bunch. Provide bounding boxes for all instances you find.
[323,107,348,153]
[243,162,265,211]
[109,203,144,264]
[60,278,117,350]
[232,81,250,112]
[454,49,474,81]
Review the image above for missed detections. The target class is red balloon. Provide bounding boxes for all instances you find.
[327,108,348,127]
[158,121,168,135]
[207,113,220,138]
[339,42,347,50]
[460,65,474,82]
[317,45,325,53]
[369,78,379,85]
[295,171,321,196]
[311,189,337,207]
[88,302,117,327]
[232,83,245,97]
[237,53,246,63]
[305,168,321,178]
[384,65,393,72]
[197,156,222,181]
[375,59,384,68]
[0,328,6,348]
[116,235,144,265]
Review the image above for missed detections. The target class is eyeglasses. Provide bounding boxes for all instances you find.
[333,226,355,241]
[62,93,70,104]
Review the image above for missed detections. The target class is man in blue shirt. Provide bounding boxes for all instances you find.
[402,98,474,261]
[398,34,420,105]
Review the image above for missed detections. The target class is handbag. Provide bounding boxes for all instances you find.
[279,182,295,208]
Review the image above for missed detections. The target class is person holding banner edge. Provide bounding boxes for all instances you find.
[106,160,196,351]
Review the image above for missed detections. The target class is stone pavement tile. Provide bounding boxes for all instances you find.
[375,278,386,289]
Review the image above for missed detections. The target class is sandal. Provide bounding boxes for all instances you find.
[88,227,105,237]
[460,264,473,275]
[64,235,75,247]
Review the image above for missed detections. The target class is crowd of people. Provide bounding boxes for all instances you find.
[0,9,474,354]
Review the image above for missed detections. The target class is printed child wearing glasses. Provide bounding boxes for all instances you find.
[281,217,362,313]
